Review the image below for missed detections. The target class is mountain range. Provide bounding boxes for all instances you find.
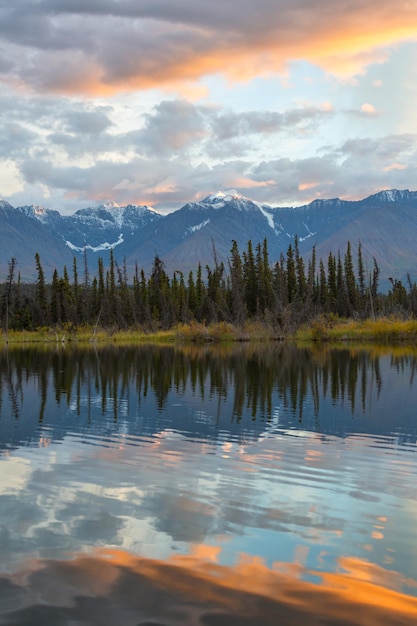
[1,189,417,288]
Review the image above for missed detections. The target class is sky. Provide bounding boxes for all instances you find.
[0,0,417,214]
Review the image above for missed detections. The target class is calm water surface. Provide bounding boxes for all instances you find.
[1,343,417,625]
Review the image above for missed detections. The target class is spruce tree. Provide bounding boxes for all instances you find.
[286,244,297,304]
[344,241,357,314]
[35,252,48,326]
[229,240,245,324]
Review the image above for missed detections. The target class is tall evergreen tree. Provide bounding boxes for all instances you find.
[3,257,16,341]
[357,241,366,300]
[294,236,306,300]
[327,252,337,311]
[286,244,297,304]
[50,269,61,325]
[243,240,258,316]
[344,241,357,314]
[229,240,245,324]
[35,252,48,325]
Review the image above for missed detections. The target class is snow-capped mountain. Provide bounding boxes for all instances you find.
[1,189,417,286]
[18,200,161,252]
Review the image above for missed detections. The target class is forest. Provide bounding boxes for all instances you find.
[1,238,417,335]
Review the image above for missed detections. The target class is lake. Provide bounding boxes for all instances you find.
[1,342,417,625]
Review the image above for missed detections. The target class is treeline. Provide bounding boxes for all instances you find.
[2,239,417,333]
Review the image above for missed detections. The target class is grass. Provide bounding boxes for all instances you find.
[3,316,417,346]
[1,326,177,345]
[0,322,242,346]
[295,315,417,343]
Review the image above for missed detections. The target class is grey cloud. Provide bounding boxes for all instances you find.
[0,123,39,158]
[128,101,332,159]
[338,134,417,161]
[0,46,14,72]
[17,154,252,210]
[18,0,294,32]
[63,109,113,135]
[212,108,331,141]
[6,86,417,212]
[32,0,414,41]
[0,7,81,51]
[135,100,209,157]
[204,139,252,160]
[13,131,417,211]
[0,94,117,161]
[19,156,185,206]
[248,136,417,206]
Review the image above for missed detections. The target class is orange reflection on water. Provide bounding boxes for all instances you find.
[5,546,417,625]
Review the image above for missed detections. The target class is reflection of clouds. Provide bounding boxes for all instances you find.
[2,548,417,625]
[1,424,417,581]
[0,457,30,495]
[1,373,417,613]
[148,491,218,543]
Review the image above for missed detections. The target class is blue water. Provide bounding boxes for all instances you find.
[0,343,417,625]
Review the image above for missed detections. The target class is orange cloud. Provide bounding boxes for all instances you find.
[4,1,417,96]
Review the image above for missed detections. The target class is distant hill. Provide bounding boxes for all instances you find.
[1,189,417,288]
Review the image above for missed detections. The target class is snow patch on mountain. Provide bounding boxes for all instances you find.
[207,190,242,202]
[188,219,210,234]
[203,190,252,209]
[299,222,317,242]
[257,204,275,230]
[65,234,124,253]
[380,190,397,202]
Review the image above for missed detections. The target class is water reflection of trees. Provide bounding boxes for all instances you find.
[1,344,416,431]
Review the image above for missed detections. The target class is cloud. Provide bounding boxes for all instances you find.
[135,100,209,157]
[360,103,377,115]
[1,1,417,95]
[211,107,331,141]
[129,100,333,159]
[0,123,39,158]
[10,132,416,211]
[63,109,113,135]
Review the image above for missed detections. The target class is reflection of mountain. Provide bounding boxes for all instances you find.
[1,344,417,454]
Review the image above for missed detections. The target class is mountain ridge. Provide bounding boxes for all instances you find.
[1,188,416,288]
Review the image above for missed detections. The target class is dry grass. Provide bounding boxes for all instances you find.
[296,316,417,343]
[3,316,417,347]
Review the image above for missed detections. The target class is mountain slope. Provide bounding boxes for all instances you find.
[0,201,74,280]
[123,191,281,273]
